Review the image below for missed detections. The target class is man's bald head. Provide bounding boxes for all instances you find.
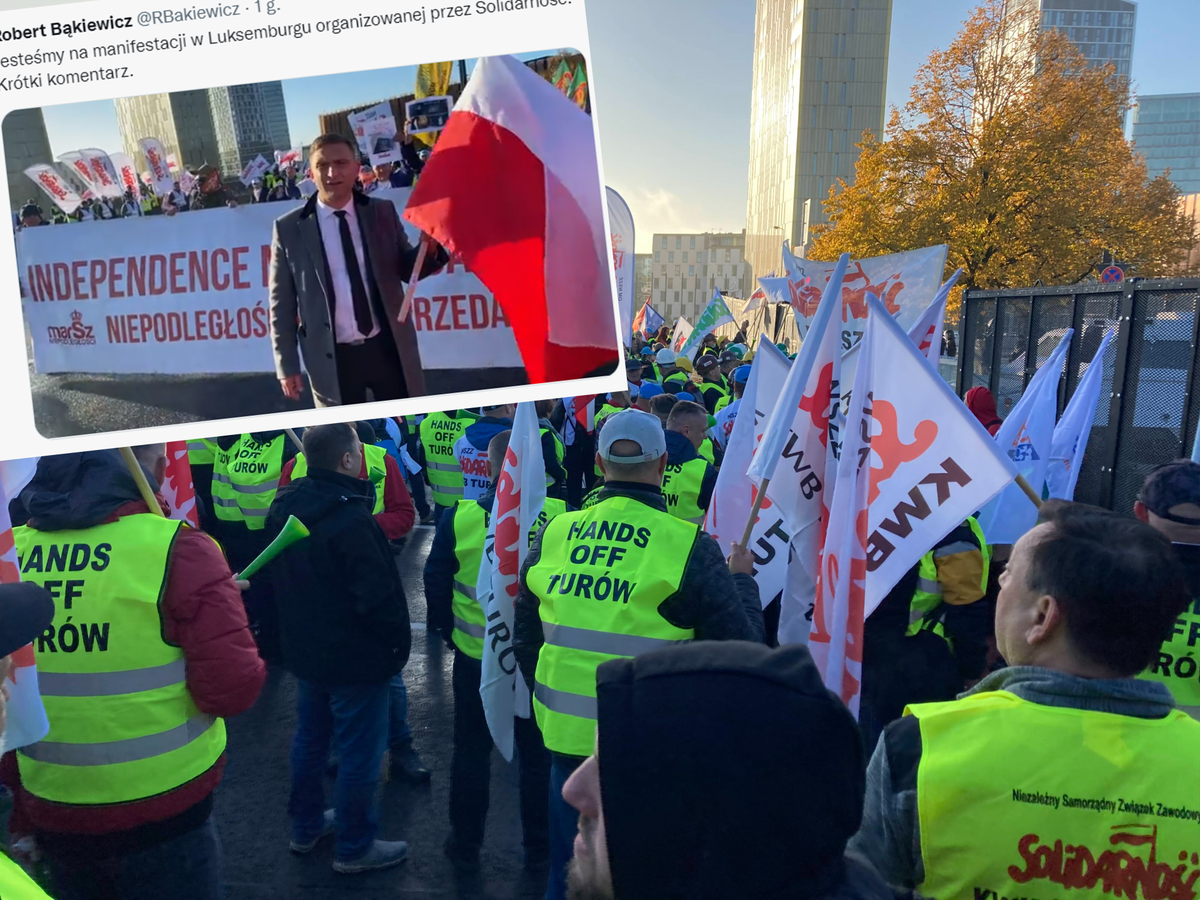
[666,400,709,451]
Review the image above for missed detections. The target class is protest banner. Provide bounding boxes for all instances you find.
[109,152,140,197]
[139,138,175,197]
[24,164,83,215]
[17,188,525,376]
[239,155,270,187]
[977,330,1072,545]
[670,317,693,354]
[477,402,543,760]
[0,459,50,753]
[1048,328,1113,501]
[678,290,735,358]
[349,101,393,155]
[704,337,794,608]
[811,295,1016,713]
[606,188,634,348]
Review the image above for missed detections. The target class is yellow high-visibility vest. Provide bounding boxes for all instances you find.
[526,495,698,756]
[660,459,707,524]
[13,515,226,805]
[1142,596,1200,719]
[211,435,285,531]
[0,853,52,900]
[909,690,1200,900]
[420,411,475,508]
[290,444,387,515]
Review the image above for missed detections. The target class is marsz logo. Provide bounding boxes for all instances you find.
[37,172,68,200]
[47,310,96,346]
[90,158,115,187]
[1006,824,1200,900]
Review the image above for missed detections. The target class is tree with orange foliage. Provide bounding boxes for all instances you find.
[808,0,1194,322]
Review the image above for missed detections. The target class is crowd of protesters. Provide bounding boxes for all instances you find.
[0,330,1198,899]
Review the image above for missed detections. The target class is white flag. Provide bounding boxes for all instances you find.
[110,151,140,197]
[669,317,693,355]
[239,154,271,187]
[58,151,103,197]
[0,459,50,753]
[80,149,123,199]
[477,402,545,760]
[606,188,635,349]
[24,164,83,214]
[178,170,198,194]
[811,294,1018,713]
[139,138,175,196]
[703,337,794,608]
[275,147,304,169]
[977,330,1073,544]
[906,269,961,363]
[1047,328,1114,501]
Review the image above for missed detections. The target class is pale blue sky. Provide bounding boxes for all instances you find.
[39,1,1200,251]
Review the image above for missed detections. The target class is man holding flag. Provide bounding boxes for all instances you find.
[514,408,764,900]
[424,426,567,875]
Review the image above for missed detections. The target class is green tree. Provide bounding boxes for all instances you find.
[809,0,1194,321]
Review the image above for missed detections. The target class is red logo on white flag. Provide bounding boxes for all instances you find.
[163,442,199,527]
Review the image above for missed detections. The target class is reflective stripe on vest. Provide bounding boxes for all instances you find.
[451,496,567,660]
[13,515,226,804]
[909,690,1200,900]
[526,496,697,756]
[186,438,217,467]
[211,435,284,530]
[0,852,53,900]
[1142,595,1200,709]
[660,459,708,524]
[291,445,387,515]
[906,516,988,641]
[420,412,475,508]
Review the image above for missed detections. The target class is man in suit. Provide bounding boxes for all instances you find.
[269,133,449,408]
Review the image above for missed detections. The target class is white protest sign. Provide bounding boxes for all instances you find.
[239,154,270,187]
[17,188,524,375]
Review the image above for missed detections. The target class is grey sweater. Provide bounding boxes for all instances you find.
[848,666,1177,890]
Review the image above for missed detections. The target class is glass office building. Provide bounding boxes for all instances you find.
[1133,94,1200,194]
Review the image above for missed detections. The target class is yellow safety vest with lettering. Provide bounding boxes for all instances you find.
[909,690,1200,900]
[540,426,566,490]
[1142,596,1200,719]
[907,517,989,643]
[186,438,218,467]
[451,497,567,660]
[0,853,52,900]
[13,516,227,805]
[290,444,387,515]
[660,459,708,524]
[526,496,698,756]
[594,405,624,477]
[420,412,475,508]
[212,435,285,530]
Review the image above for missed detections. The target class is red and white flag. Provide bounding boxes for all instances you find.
[0,459,50,753]
[404,55,619,383]
[477,402,546,760]
[139,138,174,197]
[162,441,200,527]
[23,164,83,214]
[811,295,1017,714]
[562,395,597,446]
[110,151,140,197]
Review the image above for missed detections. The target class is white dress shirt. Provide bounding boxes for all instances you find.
[316,197,381,344]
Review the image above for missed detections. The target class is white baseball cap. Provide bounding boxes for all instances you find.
[598,409,666,462]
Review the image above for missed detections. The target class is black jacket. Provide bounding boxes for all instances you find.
[513,482,765,703]
[664,430,718,512]
[265,467,410,687]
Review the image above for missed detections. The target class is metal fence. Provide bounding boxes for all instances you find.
[957,278,1200,514]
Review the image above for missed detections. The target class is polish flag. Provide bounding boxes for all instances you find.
[0,459,50,752]
[404,55,620,383]
[162,441,200,527]
[561,395,597,446]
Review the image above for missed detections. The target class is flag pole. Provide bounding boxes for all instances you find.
[398,234,430,324]
[738,479,770,550]
[285,429,303,454]
[120,448,164,517]
[1015,473,1043,510]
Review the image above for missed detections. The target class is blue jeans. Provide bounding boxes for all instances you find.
[289,679,389,861]
[388,672,411,748]
[546,753,583,900]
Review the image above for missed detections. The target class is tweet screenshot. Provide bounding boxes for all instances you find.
[0,0,621,457]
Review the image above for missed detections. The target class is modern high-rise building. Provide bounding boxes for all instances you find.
[744,0,892,287]
[634,253,654,310]
[650,232,750,324]
[261,81,292,153]
[1133,94,1200,194]
[208,84,281,176]
[114,90,222,176]
[1025,0,1136,82]
[2,107,53,212]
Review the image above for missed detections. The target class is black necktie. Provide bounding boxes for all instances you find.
[334,210,374,338]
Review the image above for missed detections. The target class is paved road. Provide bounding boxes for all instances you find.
[28,369,528,438]
[213,525,545,900]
